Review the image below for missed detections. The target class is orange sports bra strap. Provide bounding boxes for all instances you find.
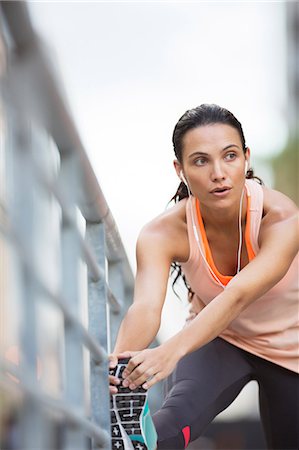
[195,186,256,285]
[244,185,255,261]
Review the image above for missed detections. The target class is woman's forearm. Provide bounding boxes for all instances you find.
[113,303,161,353]
[164,285,244,358]
[164,237,297,359]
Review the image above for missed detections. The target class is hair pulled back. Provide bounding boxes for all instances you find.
[170,104,262,298]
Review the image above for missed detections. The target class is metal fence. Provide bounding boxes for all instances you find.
[0,2,136,448]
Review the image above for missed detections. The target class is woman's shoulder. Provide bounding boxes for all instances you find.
[261,185,298,222]
[137,198,189,262]
[141,197,188,234]
[259,186,298,245]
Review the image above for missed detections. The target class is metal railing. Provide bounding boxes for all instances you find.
[0,2,135,448]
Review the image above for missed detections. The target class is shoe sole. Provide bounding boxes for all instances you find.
[110,358,149,450]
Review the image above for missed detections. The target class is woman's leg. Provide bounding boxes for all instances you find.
[257,359,299,450]
[153,338,253,449]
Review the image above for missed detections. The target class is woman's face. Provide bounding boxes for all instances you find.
[175,123,250,210]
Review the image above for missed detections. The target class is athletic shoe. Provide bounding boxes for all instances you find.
[110,358,157,450]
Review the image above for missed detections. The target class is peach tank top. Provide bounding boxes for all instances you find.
[181,179,299,373]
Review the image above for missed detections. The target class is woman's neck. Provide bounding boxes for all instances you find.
[199,196,247,233]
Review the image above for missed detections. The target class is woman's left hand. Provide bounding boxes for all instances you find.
[121,345,180,390]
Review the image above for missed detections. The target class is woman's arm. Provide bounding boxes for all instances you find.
[109,224,174,393]
[171,207,299,349]
[112,226,173,354]
[122,197,299,389]
[109,204,189,393]
[112,201,188,354]
[185,293,206,325]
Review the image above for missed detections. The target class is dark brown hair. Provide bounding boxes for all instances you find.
[170,104,263,299]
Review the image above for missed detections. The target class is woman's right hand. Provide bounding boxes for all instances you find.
[109,353,120,395]
[109,351,140,394]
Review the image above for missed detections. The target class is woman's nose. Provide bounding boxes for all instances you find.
[211,163,225,181]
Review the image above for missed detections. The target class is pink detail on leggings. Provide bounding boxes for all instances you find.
[182,426,190,448]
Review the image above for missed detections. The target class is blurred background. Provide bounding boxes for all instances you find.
[28,0,297,266]
[0,1,298,449]
[28,0,298,336]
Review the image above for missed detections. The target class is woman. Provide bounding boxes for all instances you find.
[109,104,299,450]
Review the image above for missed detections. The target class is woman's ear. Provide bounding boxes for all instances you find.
[173,159,183,181]
[245,147,251,166]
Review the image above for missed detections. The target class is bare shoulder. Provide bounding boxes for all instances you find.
[137,198,189,263]
[262,185,298,223]
[260,186,299,245]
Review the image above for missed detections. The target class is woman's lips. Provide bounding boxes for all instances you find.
[210,187,232,197]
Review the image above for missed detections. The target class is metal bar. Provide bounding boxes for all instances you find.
[0,3,137,449]
[0,205,107,365]
[108,261,125,351]
[60,153,86,449]
[0,359,110,448]
[86,222,111,450]
[22,154,122,311]
[5,108,51,449]
[0,196,122,319]
[0,1,134,284]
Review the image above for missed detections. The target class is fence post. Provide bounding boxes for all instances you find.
[5,110,52,448]
[108,261,125,352]
[86,222,111,450]
[0,3,135,448]
[60,153,87,449]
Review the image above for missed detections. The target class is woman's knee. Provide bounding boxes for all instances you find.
[153,409,187,449]
[152,379,206,449]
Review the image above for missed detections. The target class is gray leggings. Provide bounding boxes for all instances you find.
[153,338,299,449]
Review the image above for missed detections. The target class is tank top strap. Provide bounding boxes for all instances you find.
[185,196,203,263]
[245,179,264,255]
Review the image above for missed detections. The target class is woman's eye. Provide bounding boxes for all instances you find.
[195,157,207,166]
[225,152,237,161]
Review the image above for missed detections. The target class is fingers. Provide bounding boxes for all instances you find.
[109,372,121,394]
[122,355,160,390]
[123,365,154,389]
[109,351,138,394]
[110,374,121,386]
[117,351,138,359]
[110,385,118,395]
[110,350,162,392]
[143,373,160,390]
[109,353,120,394]
[108,353,118,369]
[122,352,144,378]
[109,351,138,369]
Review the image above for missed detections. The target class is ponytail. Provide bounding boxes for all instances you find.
[169,181,189,204]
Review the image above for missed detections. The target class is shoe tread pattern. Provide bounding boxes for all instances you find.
[110,358,148,450]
